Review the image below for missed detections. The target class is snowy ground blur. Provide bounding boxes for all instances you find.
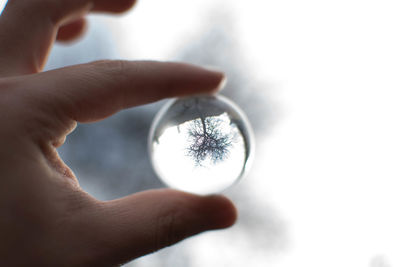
[4,0,399,266]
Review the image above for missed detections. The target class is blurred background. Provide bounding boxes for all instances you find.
[2,0,400,266]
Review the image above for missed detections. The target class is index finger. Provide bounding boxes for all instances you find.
[20,60,225,141]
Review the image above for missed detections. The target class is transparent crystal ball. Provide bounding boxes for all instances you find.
[148,95,254,195]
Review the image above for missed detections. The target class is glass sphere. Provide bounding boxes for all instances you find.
[148,95,254,195]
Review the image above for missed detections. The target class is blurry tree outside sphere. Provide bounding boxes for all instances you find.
[149,94,254,195]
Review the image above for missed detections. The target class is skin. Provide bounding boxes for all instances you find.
[0,0,237,266]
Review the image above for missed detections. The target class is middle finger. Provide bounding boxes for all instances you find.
[0,0,137,76]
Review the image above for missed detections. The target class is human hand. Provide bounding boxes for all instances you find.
[0,0,236,266]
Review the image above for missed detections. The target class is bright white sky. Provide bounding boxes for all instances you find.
[121,1,400,266]
[1,0,400,266]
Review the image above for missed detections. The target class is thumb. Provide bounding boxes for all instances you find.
[85,189,237,266]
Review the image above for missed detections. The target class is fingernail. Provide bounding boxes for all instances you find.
[194,65,226,94]
[216,75,227,92]
[202,66,227,91]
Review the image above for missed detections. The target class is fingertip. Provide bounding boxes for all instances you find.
[215,75,228,93]
[94,0,138,13]
[202,194,237,229]
[198,66,226,94]
[120,0,138,12]
[131,189,237,230]
[112,0,137,13]
[56,18,88,42]
[172,63,226,96]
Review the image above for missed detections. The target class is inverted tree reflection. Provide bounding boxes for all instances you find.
[186,116,236,166]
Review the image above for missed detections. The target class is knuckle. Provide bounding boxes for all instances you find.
[0,79,21,124]
[9,0,87,24]
[154,204,190,250]
[89,60,130,108]
[155,210,180,249]
[0,77,71,145]
[91,60,128,76]
[19,0,61,19]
